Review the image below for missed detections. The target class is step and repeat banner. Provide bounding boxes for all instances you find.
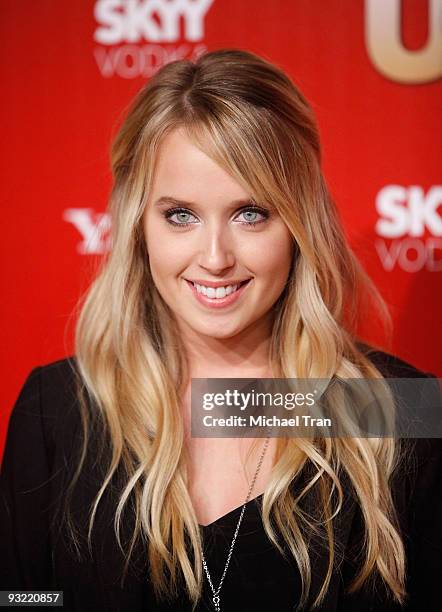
[1,0,441,446]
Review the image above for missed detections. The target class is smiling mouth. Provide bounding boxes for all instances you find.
[186,278,251,299]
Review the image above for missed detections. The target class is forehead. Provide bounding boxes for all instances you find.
[149,127,251,202]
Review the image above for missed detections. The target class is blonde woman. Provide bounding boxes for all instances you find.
[1,49,441,612]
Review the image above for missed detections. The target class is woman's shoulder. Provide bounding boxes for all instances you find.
[6,356,85,461]
[355,342,441,470]
[356,341,435,378]
[35,354,79,386]
[15,355,80,416]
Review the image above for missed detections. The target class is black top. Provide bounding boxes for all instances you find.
[1,349,441,611]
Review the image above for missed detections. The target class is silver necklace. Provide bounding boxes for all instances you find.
[201,437,270,612]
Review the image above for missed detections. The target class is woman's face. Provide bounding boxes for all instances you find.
[143,127,294,340]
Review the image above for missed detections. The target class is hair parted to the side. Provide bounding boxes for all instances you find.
[66,49,407,610]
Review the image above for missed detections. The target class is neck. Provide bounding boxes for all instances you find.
[179,314,275,378]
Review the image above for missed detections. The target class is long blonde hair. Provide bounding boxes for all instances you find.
[67,49,406,609]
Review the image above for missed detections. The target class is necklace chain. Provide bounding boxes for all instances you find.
[201,437,270,612]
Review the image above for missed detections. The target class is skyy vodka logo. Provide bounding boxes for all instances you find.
[93,0,214,78]
[375,186,442,272]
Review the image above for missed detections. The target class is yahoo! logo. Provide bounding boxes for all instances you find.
[63,209,112,254]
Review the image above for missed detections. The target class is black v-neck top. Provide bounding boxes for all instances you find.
[193,492,304,612]
[198,491,264,529]
[1,349,441,611]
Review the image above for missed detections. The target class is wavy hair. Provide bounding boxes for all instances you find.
[66,49,406,610]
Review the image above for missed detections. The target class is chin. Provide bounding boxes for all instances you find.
[191,321,244,340]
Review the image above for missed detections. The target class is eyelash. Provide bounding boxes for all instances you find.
[162,206,270,228]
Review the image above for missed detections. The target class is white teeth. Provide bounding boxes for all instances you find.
[192,282,242,298]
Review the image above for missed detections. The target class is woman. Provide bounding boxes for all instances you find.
[1,49,441,611]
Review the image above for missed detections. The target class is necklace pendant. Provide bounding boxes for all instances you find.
[213,594,220,611]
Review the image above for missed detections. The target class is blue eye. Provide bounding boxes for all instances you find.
[162,205,270,228]
[163,208,198,227]
[236,208,268,225]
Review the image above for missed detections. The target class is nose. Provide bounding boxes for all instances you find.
[197,225,235,274]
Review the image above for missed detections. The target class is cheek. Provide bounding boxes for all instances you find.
[149,241,184,272]
[144,215,190,276]
[244,228,294,280]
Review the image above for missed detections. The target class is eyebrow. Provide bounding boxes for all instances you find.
[154,196,259,208]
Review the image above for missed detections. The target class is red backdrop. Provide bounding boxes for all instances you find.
[1,0,441,454]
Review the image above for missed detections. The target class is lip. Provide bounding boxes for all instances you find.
[185,278,252,309]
